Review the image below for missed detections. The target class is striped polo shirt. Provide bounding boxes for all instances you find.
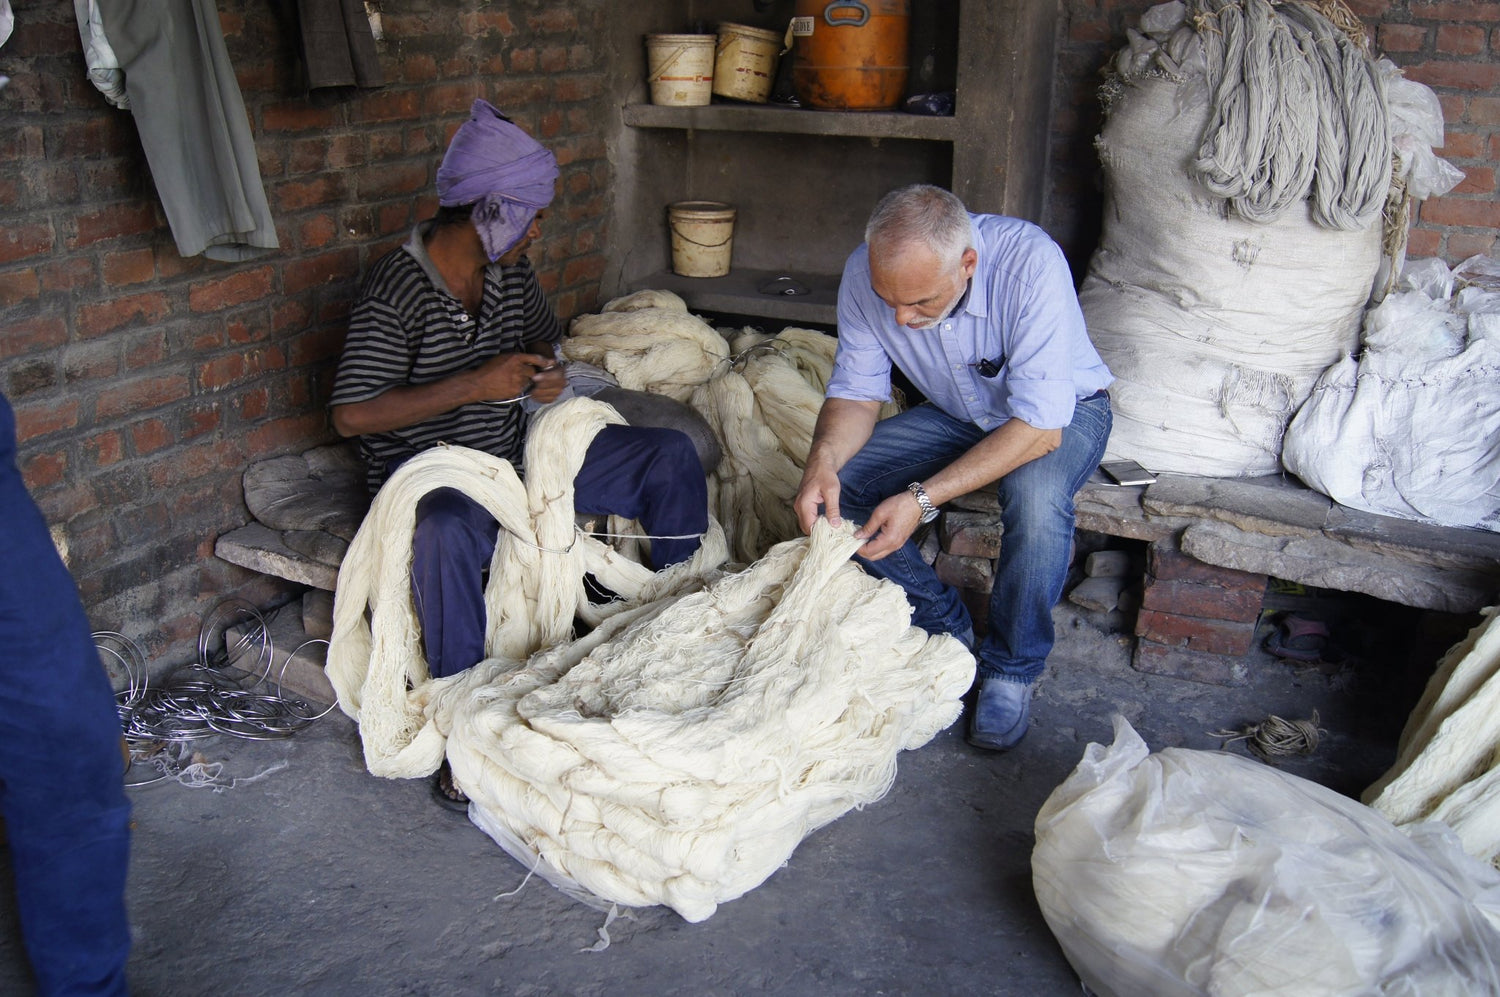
[331,222,562,491]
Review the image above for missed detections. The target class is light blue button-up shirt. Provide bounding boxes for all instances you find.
[827,213,1112,431]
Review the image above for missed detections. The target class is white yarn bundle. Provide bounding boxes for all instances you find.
[446,520,973,922]
[326,396,729,778]
[566,291,897,563]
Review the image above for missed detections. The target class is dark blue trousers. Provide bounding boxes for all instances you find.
[0,393,131,997]
[411,424,708,677]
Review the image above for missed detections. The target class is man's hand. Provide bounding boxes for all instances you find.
[851,490,922,560]
[471,352,557,402]
[793,462,843,534]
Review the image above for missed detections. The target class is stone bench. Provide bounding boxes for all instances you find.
[936,471,1500,685]
[218,448,1500,689]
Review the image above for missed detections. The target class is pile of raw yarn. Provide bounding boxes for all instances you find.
[562,289,901,564]
[1365,602,1500,867]
[1283,255,1500,532]
[327,326,972,921]
[1081,0,1460,477]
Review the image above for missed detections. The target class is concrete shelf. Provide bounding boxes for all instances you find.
[628,266,840,326]
[622,102,959,142]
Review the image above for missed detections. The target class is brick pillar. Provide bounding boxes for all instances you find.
[1131,536,1268,686]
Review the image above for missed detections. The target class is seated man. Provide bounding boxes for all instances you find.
[793,184,1113,752]
[330,102,709,785]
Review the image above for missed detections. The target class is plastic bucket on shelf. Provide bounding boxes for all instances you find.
[668,201,736,277]
[712,23,783,103]
[790,0,910,110]
[645,34,715,106]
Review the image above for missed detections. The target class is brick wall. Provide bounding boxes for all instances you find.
[0,1,612,669]
[1046,0,1500,274]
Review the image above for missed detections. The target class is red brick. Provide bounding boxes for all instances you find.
[36,164,79,203]
[1139,576,1265,622]
[83,430,124,467]
[273,176,348,212]
[1448,231,1497,258]
[539,46,569,74]
[0,221,54,263]
[562,254,605,286]
[568,44,593,71]
[1438,130,1486,158]
[357,91,423,123]
[1403,60,1500,91]
[1135,609,1257,656]
[262,102,338,132]
[188,267,274,312]
[13,399,80,439]
[401,54,439,83]
[297,213,339,250]
[1470,97,1500,126]
[102,248,156,286]
[1454,165,1496,194]
[272,298,313,334]
[1131,639,1250,687]
[124,332,169,370]
[21,451,66,490]
[1146,540,1267,589]
[358,162,428,200]
[129,418,173,455]
[1417,1,1500,22]
[76,291,172,339]
[0,124,43,162]
[1436,24,1488,55]
[1406,228,1443,257]
[70,203,159,248]
[96,374,192,420]
[368,129,405,159]
[941,511,1003,559]
[510,48,538,73]
[527,9,576,32]
[53,116,134,159]
[182,405,222,439]
[422,82,483,117]
[39,257,96,293]
[933,551,994,593]
[282,248,360,294]
[1377,23,1427,52]
[287,137,330,175]
[0,267,40,305]
[1420,196,1500,228]
[198,346,286,391]
[239,386,271,421]
[459,9,515,33]
[245,413,329,456]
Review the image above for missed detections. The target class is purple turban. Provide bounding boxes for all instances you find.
[436,99,559,261]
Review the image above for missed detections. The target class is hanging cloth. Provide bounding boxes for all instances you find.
[97,0,279,261]
[296,0,383,91]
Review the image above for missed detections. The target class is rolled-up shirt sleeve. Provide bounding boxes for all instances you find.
[826,246,895,403]
[997,239,1090,430]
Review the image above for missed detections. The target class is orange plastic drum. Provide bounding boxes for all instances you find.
[789,0,910,111]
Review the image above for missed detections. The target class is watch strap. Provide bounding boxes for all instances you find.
[906,481,940,524]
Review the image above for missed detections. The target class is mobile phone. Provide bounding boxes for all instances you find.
[1100,459,1157,486]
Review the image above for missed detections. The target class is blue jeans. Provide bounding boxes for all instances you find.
[411,424,708,677]
[0,394,132,997]
[835,394,1112,683]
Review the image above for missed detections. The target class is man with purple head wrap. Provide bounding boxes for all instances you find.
[330,101,713,807]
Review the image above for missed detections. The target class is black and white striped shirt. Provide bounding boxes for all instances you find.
[331,223,562,491]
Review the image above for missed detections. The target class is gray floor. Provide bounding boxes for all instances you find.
[0,594,1447,997]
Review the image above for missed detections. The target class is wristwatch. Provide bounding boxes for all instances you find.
[906,482,940,524]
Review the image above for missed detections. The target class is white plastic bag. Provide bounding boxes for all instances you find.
[1282,258,1500,532]
[1032,716,1500,997]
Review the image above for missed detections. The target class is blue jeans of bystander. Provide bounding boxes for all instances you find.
[833,394,1112,684]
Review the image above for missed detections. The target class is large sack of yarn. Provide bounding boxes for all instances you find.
[1283,256,1500,531]
[1033,716,1500,997]
[1081,0,1386,476]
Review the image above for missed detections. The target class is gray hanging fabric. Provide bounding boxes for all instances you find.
[98,0,279,261]
[298,0,383,91]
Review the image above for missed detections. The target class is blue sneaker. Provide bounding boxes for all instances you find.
[967,678,1033,751]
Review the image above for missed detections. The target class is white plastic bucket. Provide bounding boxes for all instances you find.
[645,34,715,106]
[668,201,736,277]
[712,23,783,103]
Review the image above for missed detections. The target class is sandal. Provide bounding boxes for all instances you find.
[431,760,470,812]
[1264,614,1330,662]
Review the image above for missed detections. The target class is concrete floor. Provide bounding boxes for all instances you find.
[0,593,1451,997]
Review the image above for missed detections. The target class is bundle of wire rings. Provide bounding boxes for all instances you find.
[100,597,337,752]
